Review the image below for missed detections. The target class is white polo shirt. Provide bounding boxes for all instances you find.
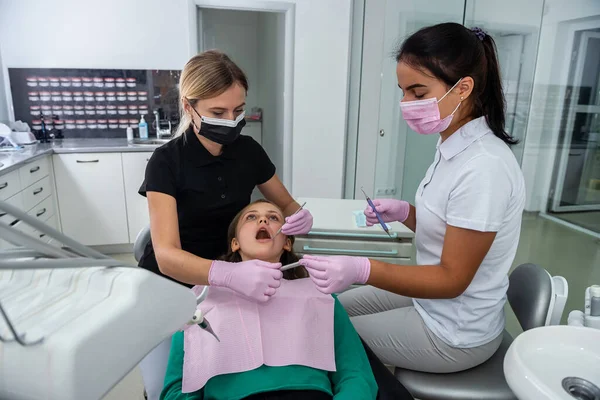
[412,116,526,348]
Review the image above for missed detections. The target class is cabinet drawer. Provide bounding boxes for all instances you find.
[0,170,21,201]
[13,220,36,236]
[19,156,50,188]
[37,215,59,246]
[0,193,23,226]
[27,195,54,222]
[0,217,40,250]
[294,237,412,258]
[22,176,52,211]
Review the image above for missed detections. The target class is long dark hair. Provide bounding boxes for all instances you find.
[396,22,518,145]
[218,199,308,280]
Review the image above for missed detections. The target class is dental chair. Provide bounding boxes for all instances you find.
[133,225,415,399]
[134,225,210,400]
[134,224,152,263]
[394,263,568,400]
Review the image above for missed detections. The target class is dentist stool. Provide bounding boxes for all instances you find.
[394,263,568,400]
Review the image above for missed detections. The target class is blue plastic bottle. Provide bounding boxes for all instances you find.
[139,115,148,139]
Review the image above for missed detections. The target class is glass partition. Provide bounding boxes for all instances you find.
[353,0,545,203]
[464,0,545,165]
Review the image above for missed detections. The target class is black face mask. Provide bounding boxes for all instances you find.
[190,106,246,145]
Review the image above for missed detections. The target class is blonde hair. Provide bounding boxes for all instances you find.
[176,50,249,137]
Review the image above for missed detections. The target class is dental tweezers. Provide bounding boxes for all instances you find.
[281,261,303,272]
[273,202,307,238]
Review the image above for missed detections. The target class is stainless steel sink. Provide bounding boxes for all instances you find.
[130,138,171,146]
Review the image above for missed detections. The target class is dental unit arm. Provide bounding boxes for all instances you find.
[0,199,203,400]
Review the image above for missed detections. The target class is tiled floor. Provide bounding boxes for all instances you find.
[505,213,600,336]
[549,210,600,234]
[102,367,145,400]
[103,213,600,397]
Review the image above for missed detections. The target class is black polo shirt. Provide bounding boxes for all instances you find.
[138,126,276,285]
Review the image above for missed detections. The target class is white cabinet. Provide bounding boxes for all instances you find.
[22,175,52,211]
[19,156,50,189]
[0,170,21,201]
[53,153,128,246]
[122,152,152,243]
[0,156,58,250]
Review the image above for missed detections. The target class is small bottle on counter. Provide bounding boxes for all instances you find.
[126,127,134,142]
[139,115,148,140]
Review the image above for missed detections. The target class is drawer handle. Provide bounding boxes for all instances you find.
[306,231,399,240]
[36,208,47,217]
[33,188,44,195]
[0,212,6,218]
[10,219,19,227]
[39,233,46,238]
[0,182,7,190]
[302,245,398,256]
[30,166,40,173]
[76,160,99,163]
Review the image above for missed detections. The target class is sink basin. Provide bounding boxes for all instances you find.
[504,326,600,400]
[130,138,171,146]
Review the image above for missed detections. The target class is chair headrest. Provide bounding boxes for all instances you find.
[508,263,553,331]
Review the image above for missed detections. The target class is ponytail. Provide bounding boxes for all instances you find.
[479,34,518,145]
[396,23,519,145]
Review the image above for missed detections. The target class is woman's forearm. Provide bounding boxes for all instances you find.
[402,204,417,232]
[154,246,213,286]
[282,200,302,217]
[367,259,466,299]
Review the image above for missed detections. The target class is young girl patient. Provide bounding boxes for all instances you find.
[161,200,378,400]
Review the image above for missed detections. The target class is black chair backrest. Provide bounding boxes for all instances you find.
[507,263,553,331]
[133,225,151,262]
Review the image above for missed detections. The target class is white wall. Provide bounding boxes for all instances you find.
[200,9,261,110]
[0,0,353,199]
[520,0,600,211]
[0,0,190,70]
[257,12,286,175]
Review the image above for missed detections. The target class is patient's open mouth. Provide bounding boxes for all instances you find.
[255,227,272,240]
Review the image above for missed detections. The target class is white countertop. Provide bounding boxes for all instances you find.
[0,139,161,174]
[298,197,414,239]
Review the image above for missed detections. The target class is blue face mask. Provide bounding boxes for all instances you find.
[189,104,246,145]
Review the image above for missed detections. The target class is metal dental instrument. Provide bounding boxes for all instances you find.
[189,309,220,342]
[360,187,392,238]
[281,261,303,271]
[273,202,307,238]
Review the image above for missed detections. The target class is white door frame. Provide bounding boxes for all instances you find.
[548,19,600,212]
[188,0,295,191]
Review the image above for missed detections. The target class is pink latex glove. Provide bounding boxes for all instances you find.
[364,199,410,226]
[300,255,371,294]
[281,208,313,235]
[208,260,283,302]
